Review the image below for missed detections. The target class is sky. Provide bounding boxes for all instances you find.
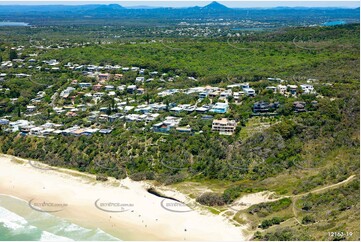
[0,1,359,8]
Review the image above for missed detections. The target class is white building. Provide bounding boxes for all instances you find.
[104,85,115,91]
[220,89,232,99]
[60,87,75,98]
[266,86,277,93]
[26,105,36,112]
[212,118,237,135]
[243,88,256,96]
[277,85,287,94]
[300,84,315,94]
[135,77,145,83]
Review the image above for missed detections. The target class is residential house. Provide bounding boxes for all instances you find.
[212,118,237,135]
[125,114,142,122]
[153,116,182,133]
[300,84,315,94]
[158,89,179,97]
[266,86,277,93]
[65,111,77,117]
[170,107,183,114]
[243,88,256,97]
[135,77,145,83]
[60,87,75,98]
[127,85,137,94]
[117,85,126,92]
[294,101,306,112]
[98,73,111,82]
[201,115,213,120]
[153,122,171,133]
[87,115,97,122]
[137,88,145,94]
[277,85,287,94]
[176,126,192,133]
[93,83,103,91]
[267,77,283,82]
[83,128,99,136]
[209,91,220,98]
[145,113,160,122]
[9,120,31,132]
[108,91,116,96]
[78,82,92,89]
[149,103,167,111]
[233,92,241,101]
[41,129,55,136]
[77,104,87,112]
[220,89,232,99]
[43,59,59,66]
[114,74,123,80]
[99,107,110,113]
[196,106,209,113]
[241,83,250,90]
[210,102,229,114]
[183,105,196,113]
[63,105,75,111]
[135,105,152,114]
[253,101,279,113]
[53,107,64,114]
[30,127,43,135]
[104,85,115,91]
[199,92,208,99]
[20,125,35,134]
[287,85,298,95]
[0,119,9,125]
[99,129,113,134]
[26,105,36,112]
[123,106,134,113]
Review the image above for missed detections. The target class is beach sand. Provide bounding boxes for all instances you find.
[0,154,246,241]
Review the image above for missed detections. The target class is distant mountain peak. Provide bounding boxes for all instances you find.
[202,1,229,10]
[107,4,124,9]
[90,4,124,13]
[94,4,124,11]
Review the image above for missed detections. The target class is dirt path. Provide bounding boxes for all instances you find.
[223,174,356,232]
[290,174,356,225]
[293,174,356,198]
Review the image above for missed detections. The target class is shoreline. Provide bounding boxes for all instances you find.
[0,154,246,241]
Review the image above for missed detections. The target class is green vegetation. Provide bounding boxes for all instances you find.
[248,198,292,217]
[259,217,285,229]
[0,23,359,240]
[38,24,359,81]
[251,179,359,241]
[196,192,225,206]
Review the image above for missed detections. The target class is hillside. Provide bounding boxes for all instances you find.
[0,24,359,240]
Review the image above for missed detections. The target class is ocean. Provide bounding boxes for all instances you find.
[322,21,347,26]
[0,22,29,26]
[0,195,120,241]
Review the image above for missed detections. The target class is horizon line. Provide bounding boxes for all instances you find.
[0,1,359,8]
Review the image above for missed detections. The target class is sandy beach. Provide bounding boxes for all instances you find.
[0,154,246,241]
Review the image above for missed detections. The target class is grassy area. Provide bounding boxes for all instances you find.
[238,117,278,140]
